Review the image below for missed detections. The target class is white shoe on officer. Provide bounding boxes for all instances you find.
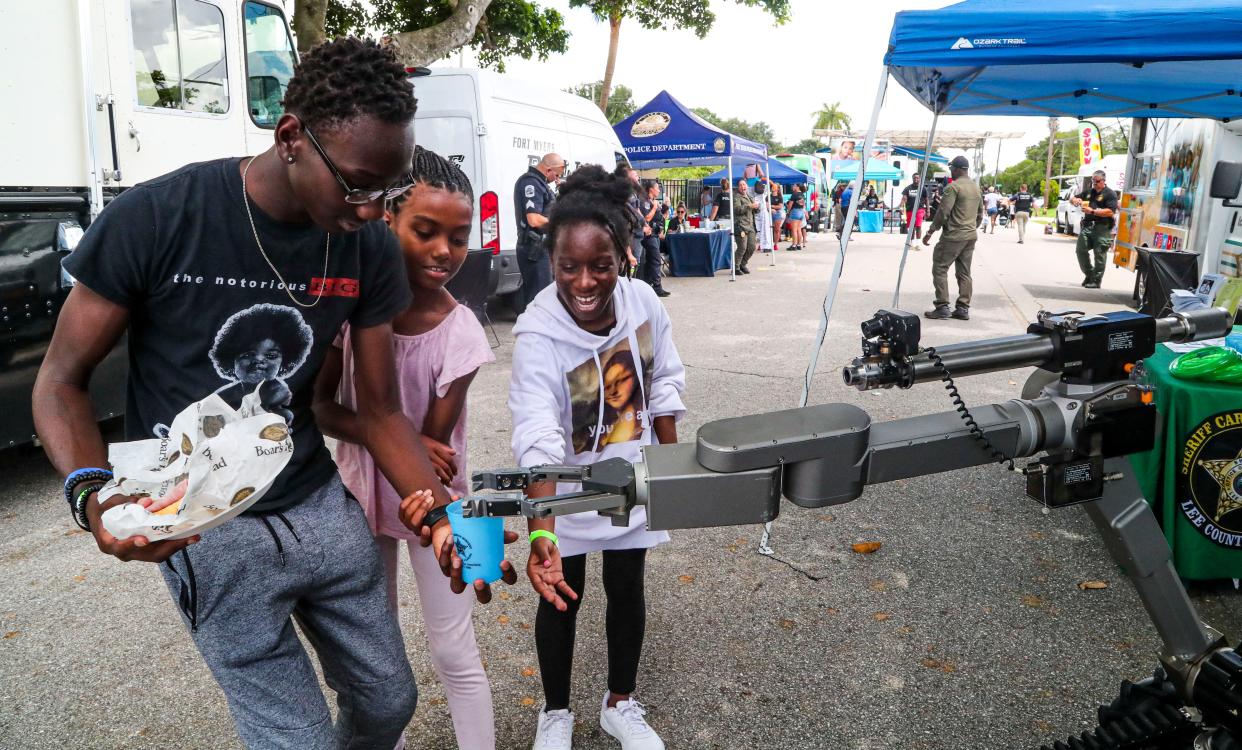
[533,707,574,750]
[599,692,665,749]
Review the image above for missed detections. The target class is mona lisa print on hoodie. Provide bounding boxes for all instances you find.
[509,278,686,558]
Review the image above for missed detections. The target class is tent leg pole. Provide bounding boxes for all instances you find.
[892,109,940,308]
[729,155,736,282]
[759,66,889,557]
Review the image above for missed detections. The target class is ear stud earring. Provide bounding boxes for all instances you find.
[287,156,294,163]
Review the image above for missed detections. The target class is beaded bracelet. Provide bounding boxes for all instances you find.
[529,529,558,546]
[64,468,112,508]
[72,482,104,532]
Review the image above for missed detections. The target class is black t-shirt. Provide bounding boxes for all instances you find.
[714,191,731,219]
[902,183,927,211]
[865,194,880,209]
[63,158,411,512]
[1011,191,1034,212]
[1077,185,1119,228]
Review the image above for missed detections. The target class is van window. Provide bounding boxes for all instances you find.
[243,1,297,128]
[131,0,229,114]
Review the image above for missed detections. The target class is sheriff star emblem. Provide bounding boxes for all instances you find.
[1198,448,1242,522]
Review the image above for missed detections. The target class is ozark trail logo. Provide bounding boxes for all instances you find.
[1179,410,1242,548]
[951,37,974,50]
[630,112,672,138]
[950,36,1026,50]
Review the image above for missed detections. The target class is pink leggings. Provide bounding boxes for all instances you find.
[377,535,496,750]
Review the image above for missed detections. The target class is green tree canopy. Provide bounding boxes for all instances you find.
[567,81,636,124]
[812,102,851,132]
[782,138,827,155]
[691,107,781,152]
[570,0,790,113]
[306,0,570,70]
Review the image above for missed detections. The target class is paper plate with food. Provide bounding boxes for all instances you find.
[98,389,294,541]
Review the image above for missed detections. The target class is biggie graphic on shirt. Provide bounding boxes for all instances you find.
[569,322,655,454]
[208,303,314,425]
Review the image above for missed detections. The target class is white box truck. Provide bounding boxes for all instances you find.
[0,0,299,447]
[410,68,628,302]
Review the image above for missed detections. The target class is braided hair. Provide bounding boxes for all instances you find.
[387,145,474,214]
[282,37,417,132]
[545,165,636,262]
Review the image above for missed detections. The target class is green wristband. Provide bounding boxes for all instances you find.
[529,530,558,546]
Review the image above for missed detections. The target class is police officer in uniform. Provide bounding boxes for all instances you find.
[513,153,565,311]
[1070,170,1118,288]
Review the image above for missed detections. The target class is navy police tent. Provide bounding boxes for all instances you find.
[613,90,768,168]
[615,91,769,279]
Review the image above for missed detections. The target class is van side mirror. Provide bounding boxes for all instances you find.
[1210,161,1242,207]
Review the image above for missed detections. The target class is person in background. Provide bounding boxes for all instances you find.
[667,203,690,233]
[831,183,845,239]
[921,155,982,321]
[699,185,713,225]
[616,164,644,276]
[732,178,758,274]
[710,177,731,223]
[901,173,928,241]
[836,182,853,241]
[515,153,566,312]
[771,180,786,251]
[982,185,1001,234]
[786,184,807,250]
[314,146,499,750]
[754,178,774,256]
[1071,170,1118,288]
[864,185,881,210]
[511,165,685,750]
[639,179,670,297]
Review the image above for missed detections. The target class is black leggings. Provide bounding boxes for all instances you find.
[535,548,648,710]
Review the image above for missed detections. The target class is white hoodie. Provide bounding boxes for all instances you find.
[509,278,686,557]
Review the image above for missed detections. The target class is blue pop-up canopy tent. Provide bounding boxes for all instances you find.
[703,158,806,185]
[892,146,947,165]
[615,90,769,279]
[761,0,1242,555]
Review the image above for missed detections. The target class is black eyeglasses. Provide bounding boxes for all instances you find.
[302,125,414,205]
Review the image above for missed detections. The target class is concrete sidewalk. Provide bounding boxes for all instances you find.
[1,221,1238,750]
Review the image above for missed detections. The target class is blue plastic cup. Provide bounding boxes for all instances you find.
[446,500,504,584]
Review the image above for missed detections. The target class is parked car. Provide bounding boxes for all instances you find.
[409,68,628,306]
[0,0,299,448]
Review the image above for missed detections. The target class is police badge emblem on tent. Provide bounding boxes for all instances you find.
[1180,410,1242,548]
[630,112,671,138]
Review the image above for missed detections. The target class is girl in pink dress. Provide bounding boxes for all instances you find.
[314,147,497,749]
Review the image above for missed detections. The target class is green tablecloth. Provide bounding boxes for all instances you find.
[1131,328,1242,579]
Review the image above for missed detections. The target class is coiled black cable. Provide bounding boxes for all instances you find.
[925,346,1016,471]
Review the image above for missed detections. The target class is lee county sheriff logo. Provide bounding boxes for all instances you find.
[951,36,1026,50]
[630,112,671,138]
[1179,410,1242,548]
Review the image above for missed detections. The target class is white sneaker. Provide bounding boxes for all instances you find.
[533,707,574,750]
[599,692,665,749]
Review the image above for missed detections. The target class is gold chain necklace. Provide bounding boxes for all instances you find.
[240,152,329,309]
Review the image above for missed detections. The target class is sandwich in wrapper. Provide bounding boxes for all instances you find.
[98,387,294,542]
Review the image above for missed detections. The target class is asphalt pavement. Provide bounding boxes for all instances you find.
[2,218,1240,749]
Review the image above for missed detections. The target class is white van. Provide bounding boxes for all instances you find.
[410,68,627,301]
[0,0,298,448]
[1055,154,1126,235]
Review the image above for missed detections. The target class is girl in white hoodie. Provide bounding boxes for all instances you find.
[510,165,686,750]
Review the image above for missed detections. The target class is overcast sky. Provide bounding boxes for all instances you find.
[426,0,1112,174]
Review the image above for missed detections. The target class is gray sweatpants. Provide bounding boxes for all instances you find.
[160,476,417,749]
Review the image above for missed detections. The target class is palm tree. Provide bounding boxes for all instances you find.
[813,102,852,132]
